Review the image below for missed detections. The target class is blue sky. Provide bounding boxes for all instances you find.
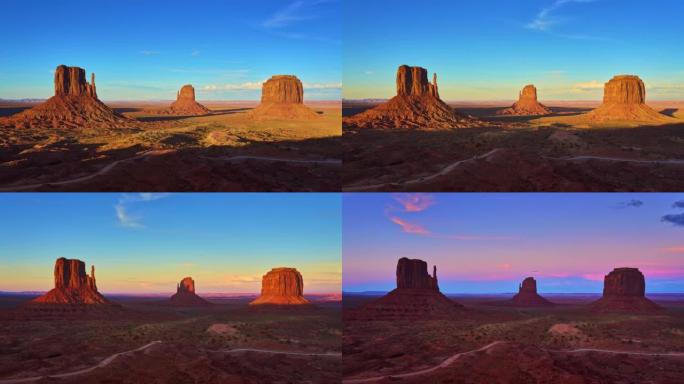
[0,0,341,100]
[0,193,341,294]
[343,193,684,294]
[343,0,684,100]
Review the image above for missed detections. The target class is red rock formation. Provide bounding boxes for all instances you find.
[590,268,661,312]
[354,257,462,320]
[0,65,134,129]
[250,267,310,305]
[343,65,482,129]
[581,75,674,123]
[497,85,551,116]
[32,257,110,304]
[249,75,318,120]
[169,276,210,306]
[149,84,210,116]
[511,277,554,307]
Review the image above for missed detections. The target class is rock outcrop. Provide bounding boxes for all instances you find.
[353,257,463,320]
[31,257,110,304]
[497,85,551,116]
[343,65,482,129]
[590,268,661,312]
[581,75,674,124]
[0,65,135,129]
[250,267,310,305]
[169,276,211,306]
[249,75,318,120]
[148,84,210,116]
[511,277,554,307]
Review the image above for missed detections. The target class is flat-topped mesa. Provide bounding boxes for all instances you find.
[54,65,97,98]
[249,75,318,120]
[32,257,109,305]
[511,277,553,307]
[250,267,310,305]
[580,74,673,124]
[590,267,660,312]
[343,64,482,129]
[497,84,551,116]
[169,276,210,306]
[396,257,439,291]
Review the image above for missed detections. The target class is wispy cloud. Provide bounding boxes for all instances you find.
[615,199,644,209]
[390,217,430,235]
[673,201,684,209]
[114,193,170,229]
[191,50,201,57]
[392,193,435,213]
[573,80,604,92]
[140,50,161,56]
[262,0,330,28]
[527,0,597,31]
[661,200,684,227]
[660,246,684,254]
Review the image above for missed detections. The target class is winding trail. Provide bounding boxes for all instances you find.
[0,151,340,192]
[0,341,162,384]
[210,347,341,357]
[343,148,684,192]
[342,341,684,383]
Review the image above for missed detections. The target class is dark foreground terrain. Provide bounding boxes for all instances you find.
[343,101,684,192]
[343,293,684,383]
[0,294,341,383]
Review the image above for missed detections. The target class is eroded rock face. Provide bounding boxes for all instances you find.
[497,85,551,116]
[32,258,109,304]
[603,76,646,104]
[590,267,660,312]
[511,277,553,307]
[169,276,210,306]
[396,257,439,290]
[0,65,134,129]
[160,84,210,116]
[343,64,481,129]
[250,267,310,305]
[250,75,318,120]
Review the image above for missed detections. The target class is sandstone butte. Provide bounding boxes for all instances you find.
[343,65,483,129]
[31,257,111,305]
[248,75,319,120]
[0,65,135,129]
[581,75,675,123]
[355,257,463,319]
[249,267,310,305]
[148,84,211,116]
[589,267,661,312]
[168,276,211,306]
[497,84,551,116]
[511,277,554,307]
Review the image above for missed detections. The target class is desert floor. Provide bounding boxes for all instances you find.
[343,101,684,192]
[0,294,341,384]
[0,101,341,192]
[342,293,684,383]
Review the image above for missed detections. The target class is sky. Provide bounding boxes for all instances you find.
[343,193,684,294]
[0,0,341,101]
[343,0,684,101]
[0,193,341,294]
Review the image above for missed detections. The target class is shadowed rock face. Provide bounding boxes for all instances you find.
[169,276,210,307]
[54,65,97,98]
[32,258,109,304]
[590,267,660,312]
[344,65,481,129]
[497,84,551,116]
[511,277,553,307]
[250,75,318,120]
[250,267,310,305]
[396,257,439,290]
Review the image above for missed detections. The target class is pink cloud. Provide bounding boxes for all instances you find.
[393,193,435,212]
[660,246,684,253]
[496,263,512,270]
[390,217,430,235]
[582,273,605,281]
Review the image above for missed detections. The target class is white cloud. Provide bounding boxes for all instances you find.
[115,204,143,228]
[526,0,597,31]
[114,193,170,229]
[573,80,604,92]
[262,0,331,29]
[201,81,341,92]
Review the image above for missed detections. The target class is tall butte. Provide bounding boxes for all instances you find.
[589,267,661,312]
[150,84,210,116]
[352,257,463,320]
[250,267,310,305]
[31,257,111,304]
[0,65,134,129]
[343,65,481,129]
[168,276,211,306]
[497,85,551,116]
[581,75,674,123]
[510,277,554,307]
[249,75,319,120]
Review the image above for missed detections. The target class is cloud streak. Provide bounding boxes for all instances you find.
[392,193,435,212]
[114,193,170,229]
[261,0,331,29]
[526,0,597,31]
